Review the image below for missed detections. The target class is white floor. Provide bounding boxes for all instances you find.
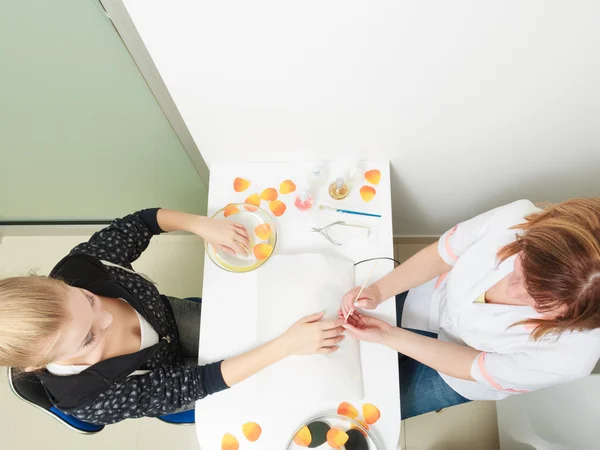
[0,234,500,449]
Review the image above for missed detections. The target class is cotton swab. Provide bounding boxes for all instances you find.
[344,260,379,323]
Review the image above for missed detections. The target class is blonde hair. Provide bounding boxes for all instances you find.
[0,276,70,369]
[498,198,600,339]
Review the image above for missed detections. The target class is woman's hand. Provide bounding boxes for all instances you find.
[339,285,383,319]
[278,312,345,356]
[339,311,393,344]
[193,217,250,256]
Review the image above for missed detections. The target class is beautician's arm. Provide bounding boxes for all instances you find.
[383,328,478,380]
[341,243,451,315]
[157,208,250,255]
[343,313,478,381]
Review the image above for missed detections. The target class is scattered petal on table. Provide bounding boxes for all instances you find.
[269,200,287,216]
[221,433,239,450]
[337,401,358,419]
[351,420,370,436]
[360,185,376,202]
[244,194,260,212]
[254,223,272,241]
[279,179,296,194]
[293,426,312,447]
[362,403,381,424]
[241,422,262,442]
[260,187,278,201]
[326,428,349,448]
[253,244,273,261]
[223,204,240,217]
[364,169,381,185]
[233,177,250,192]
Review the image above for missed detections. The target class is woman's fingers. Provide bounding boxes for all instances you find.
[318,320,341,330]
[318,346,340,354]
[322,335,345,346]
[229,241,247,255]
[232,223,248,237]
[342,323,364,340]
[322,326,345,339]
[299,311,325,324]
[216,245,237,256]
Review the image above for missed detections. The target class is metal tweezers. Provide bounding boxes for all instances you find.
[311,220,347,245]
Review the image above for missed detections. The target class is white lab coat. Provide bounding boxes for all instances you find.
[402,200,600,400]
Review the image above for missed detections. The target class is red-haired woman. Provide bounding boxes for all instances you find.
[340,199,600,419]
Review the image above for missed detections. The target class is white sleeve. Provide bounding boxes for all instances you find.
[437,200,536,266]
[470,351,568,394]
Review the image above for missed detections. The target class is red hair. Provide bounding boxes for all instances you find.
[498,198,600,339]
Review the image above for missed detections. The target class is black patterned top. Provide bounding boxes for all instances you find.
[38,209,227,425]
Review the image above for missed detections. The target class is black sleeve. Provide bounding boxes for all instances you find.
[70,209,164,268]
[67,362,228,425]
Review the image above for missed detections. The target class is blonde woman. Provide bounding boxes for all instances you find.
[340,199,600,419]
[0,209,345,424]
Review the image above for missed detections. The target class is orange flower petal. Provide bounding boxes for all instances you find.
[269,200,286,217]
[254,223,272,241]
[244,204,259,212]
[279,179,296,194]
[351,420,370,436]
[260,187,278,201]
[221,433,239,450]
[362,403,381,424]
[253,244,273,261]
[293,426,312,447]
[326,428,349,448]
[364,169,381,185]
[360,185,376,202]
[337,402,358,419]
[223,204,240,218]
[241,422,262,442]
[233,177,251,192]
[245,193,260,206]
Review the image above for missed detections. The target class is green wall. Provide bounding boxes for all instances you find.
[0,0,207,220]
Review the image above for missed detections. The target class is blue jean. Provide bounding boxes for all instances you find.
[396,292,470,419]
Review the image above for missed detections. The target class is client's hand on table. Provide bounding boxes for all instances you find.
[339,311,393,344]
[278,312,346,356]
[220,312,345,387]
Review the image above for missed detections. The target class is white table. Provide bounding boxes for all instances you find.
[196,161,400,449]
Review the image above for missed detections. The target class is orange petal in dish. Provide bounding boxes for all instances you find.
[351,420,370,436]
[241,422,262,442]
[364,169,381,185]
[279,179,296,194]
[244,193,260,210]
[254,223,272,241]
[363,403,381,424]
[253,244,273,261]
[360,185,376,202]
[260,187,278,201]
[233,177,250,192]
[337,401,358,419]
[293,426,312,447]
[223,204,240,218]
[221,433,239,450]
[269,200,286,216]
[326,428,349,448]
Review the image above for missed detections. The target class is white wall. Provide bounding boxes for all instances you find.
[123,1,600,235]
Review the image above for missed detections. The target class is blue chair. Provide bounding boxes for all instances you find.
[7,367,195,432]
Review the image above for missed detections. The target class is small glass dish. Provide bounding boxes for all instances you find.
[285,414,382,449]
[205,203,277,273]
